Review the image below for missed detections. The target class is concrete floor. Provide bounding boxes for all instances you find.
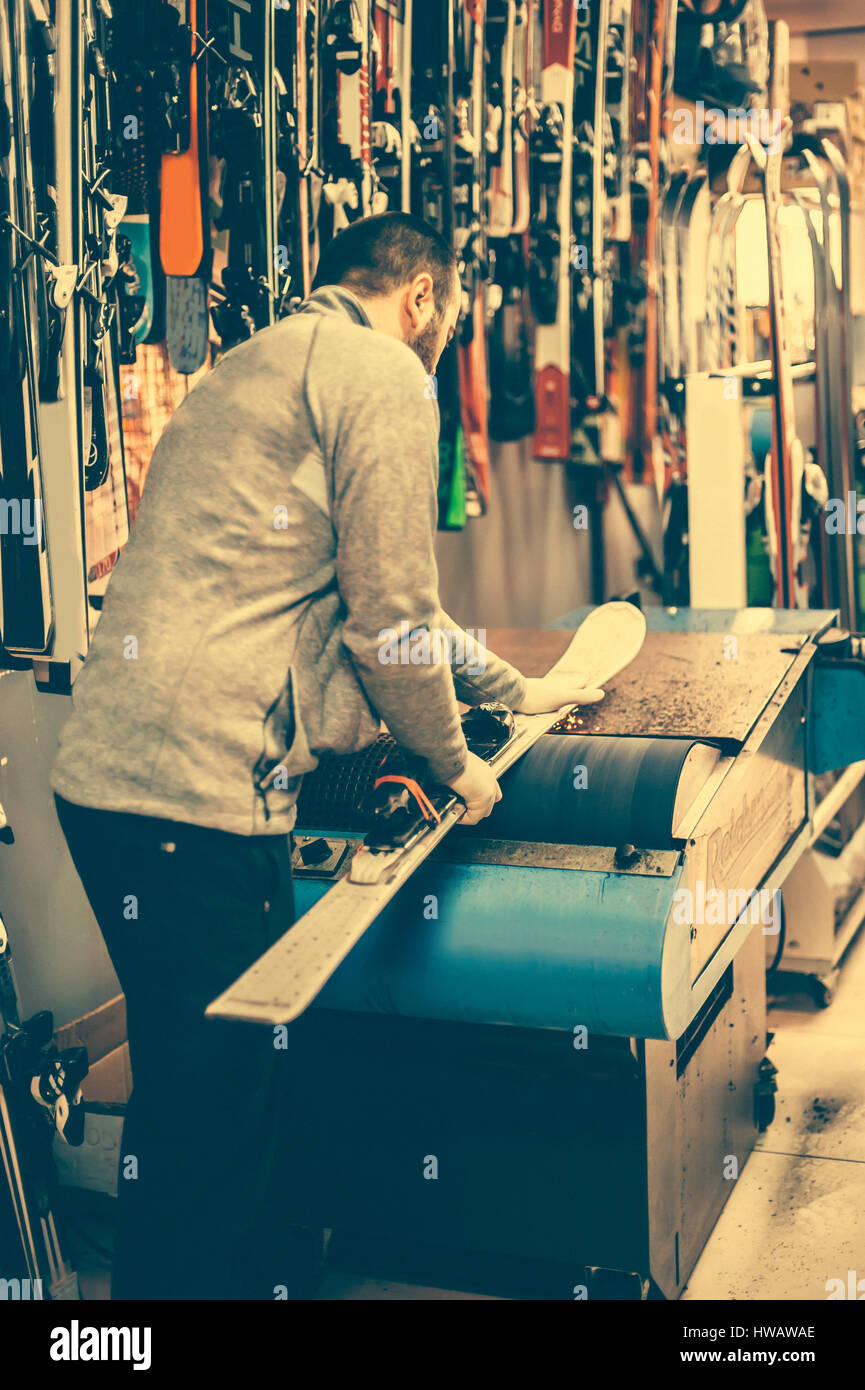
[71,923,865,1302]
[681,925,865,1302]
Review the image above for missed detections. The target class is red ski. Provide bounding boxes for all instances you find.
[159,0,205,278]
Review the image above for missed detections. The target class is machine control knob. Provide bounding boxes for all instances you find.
[614,843,640,869]
[298,837,333,867]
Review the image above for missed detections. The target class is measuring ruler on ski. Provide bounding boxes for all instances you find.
[207,602,646,1026]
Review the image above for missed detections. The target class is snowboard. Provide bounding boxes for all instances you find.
[206,600,648,1025]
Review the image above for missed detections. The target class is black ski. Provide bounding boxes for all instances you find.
[0,0,54,659]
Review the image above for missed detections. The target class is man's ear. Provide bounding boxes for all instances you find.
[405,271,436,328]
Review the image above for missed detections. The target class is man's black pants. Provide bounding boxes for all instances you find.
[55,795,302,1300]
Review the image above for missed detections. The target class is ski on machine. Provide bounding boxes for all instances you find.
[207,601,647,1025]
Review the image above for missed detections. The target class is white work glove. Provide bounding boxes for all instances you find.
[447,752,502,826]
[515,675,605,714]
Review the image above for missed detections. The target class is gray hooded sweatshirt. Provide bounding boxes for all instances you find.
[52,286,527,835]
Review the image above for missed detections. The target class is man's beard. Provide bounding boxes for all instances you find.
[409,314,443,375]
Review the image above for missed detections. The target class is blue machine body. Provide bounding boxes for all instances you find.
[298,856,689,1039]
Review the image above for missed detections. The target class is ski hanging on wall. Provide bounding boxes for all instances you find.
[486,0,515,239]
[26,0,76,405]
[569,0,610,439]
[159,0,210,374]
[746,106,801,610]
[529,0,576,462]
[370,0,408,215]
[320,0,385,245]
[454,0,492,514]
[0,0,54,658]
[487,0,534,442]
[409,0,473,529]
[77,0,130,587]
[623,0,675,486]
[209,0,277,352]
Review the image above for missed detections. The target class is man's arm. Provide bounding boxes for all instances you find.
[435,611,607,715]
[435,610,527,707]
[321,339,470,786]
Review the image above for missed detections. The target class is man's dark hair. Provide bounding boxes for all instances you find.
[311,212,458,313]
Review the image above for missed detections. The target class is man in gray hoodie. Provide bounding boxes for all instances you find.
[52,213,600,1299]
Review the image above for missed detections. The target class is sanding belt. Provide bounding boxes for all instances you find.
[297,733,712,851]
